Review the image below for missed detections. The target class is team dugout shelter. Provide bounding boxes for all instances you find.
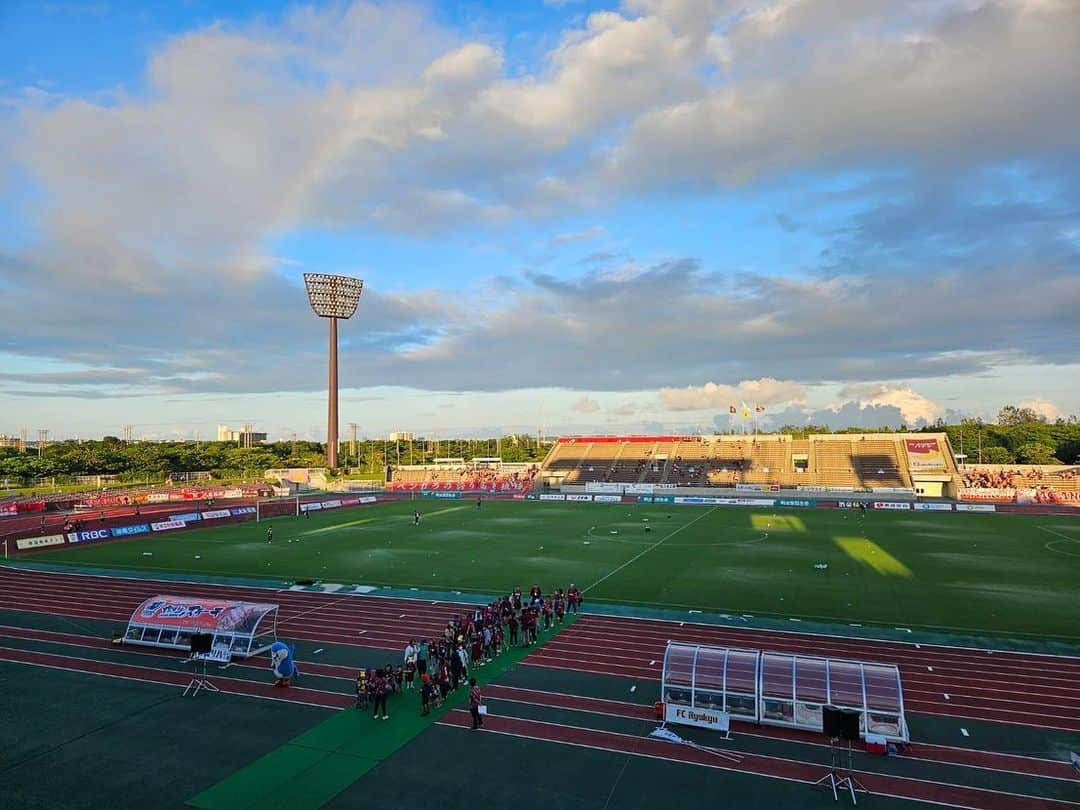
[124,595,279,657]
[661,641,909,743]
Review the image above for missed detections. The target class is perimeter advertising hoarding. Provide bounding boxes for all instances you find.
[151,520,186,531]
[873,502,911,511]
[112,524,150,537]
[913,503,953,511]
[300,502,323,511]
[230,506,256,516]
[565,494,592,502]
[593,494,622,503]
[777,499,814,508]
[905,438,946,470]
[540,494,565,501]
[357,496,377,504]
[201,509,232,520]
[172,512,202,523]
[68,529,112,543]
[955,503,996,512]
[16,534,66,550]
[664,703,730,733]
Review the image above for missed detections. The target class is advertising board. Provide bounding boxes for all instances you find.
[15,534,66,550]
[112,524,150,537]
[151,520,186,532]
[68,529,112,543]
[201,509,232,520]
[664,703,730,733]
[913,502,953,511]
[873,502,911,511]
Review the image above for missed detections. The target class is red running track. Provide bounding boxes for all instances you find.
[0,645,353,710]
[437,710,1077,810]
[0,566,472,652]
[523,614,1080,733]
[481,684,1078,782]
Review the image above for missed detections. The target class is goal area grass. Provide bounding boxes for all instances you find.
[29,498,1080,642]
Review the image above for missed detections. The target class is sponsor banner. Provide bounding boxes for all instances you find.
[201,509,232,520]
[68,529,112,543]
[652,495,675,504]
[321,499,343,509]
[736,484,764,492]
[230,506,257,516]
[958,488,1016,502]
[112,523,150,537]
[171,512,202,523]
[623,484,655,495]
[777,499,814,508]
[665,703,730,733]
[797,485,855,493]
[675,496,720,505]
[135,597,255,630]
[147,493,170,503]
[512,494,526,500]
[872,487,915,495]
[431,492,461,499]
[224,489,243,499]
[955,503,996,513]
[565,494,593,502]
[540,494,565,501]
[873,502,911,511]
[905,438,945,470]
[593,494,622,503]
[151,520,186,532]
[586,482,624,494]
[716,498,776,507]
[16,534,66,550]
[914,502,953,512]
[357,496,377,505]
[637,496,653,503]
[0,503,17,516]
[300,502,323,512]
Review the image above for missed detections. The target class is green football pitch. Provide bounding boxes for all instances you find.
[30,499,1080,641]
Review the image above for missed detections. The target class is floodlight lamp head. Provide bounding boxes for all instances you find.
[304,273,363,319]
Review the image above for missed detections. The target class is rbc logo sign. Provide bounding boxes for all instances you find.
[74,529,110,542]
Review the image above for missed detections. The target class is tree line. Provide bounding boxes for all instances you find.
[0,434,548,484]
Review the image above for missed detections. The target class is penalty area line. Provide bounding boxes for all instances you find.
[583,507,718,594]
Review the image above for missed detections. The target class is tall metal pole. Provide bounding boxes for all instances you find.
[328,317,339,470]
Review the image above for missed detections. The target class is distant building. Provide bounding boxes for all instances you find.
[217,424,268,444]
[389,431,415,442]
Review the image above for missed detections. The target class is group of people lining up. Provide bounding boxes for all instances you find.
[354,582,584,724]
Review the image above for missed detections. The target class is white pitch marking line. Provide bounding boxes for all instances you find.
[584,507,719,593]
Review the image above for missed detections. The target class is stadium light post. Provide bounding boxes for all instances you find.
[303,273,363,471]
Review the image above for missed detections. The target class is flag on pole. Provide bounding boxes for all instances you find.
[755,405,765,413]
[741,402,751,419]
[729,405,737,414]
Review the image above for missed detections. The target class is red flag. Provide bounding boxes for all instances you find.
[755,405,765,413]
[729,405,737,414]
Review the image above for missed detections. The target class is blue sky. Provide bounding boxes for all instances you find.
[1,0,1077,441]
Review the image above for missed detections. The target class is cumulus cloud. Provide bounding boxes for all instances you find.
[1,0,1078,419]
[571,395,602,413]
[1020,398,1062,421]
[659,378,805,411]
[838,383,940,424]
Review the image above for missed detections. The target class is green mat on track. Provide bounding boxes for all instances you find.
[188,614,579,810]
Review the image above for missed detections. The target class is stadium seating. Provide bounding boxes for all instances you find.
[540,433,960,493]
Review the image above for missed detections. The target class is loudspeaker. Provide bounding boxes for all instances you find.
[190,633,213,654]
[822,705,843,738]
[840,709,861,741]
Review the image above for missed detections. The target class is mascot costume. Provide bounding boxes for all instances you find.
[270,641,299,687]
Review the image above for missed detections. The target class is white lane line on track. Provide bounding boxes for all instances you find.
[583,507,718,594]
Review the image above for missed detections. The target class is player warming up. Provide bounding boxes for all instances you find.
[266,526,273,543]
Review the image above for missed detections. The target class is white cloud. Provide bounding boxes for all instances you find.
[571,395,602,412]
[1020,398,1062,421]
[839,383,940,424]
[659,378,805,411]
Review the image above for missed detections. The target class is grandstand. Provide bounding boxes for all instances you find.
[538,433,960,495]
[386,459,539,492]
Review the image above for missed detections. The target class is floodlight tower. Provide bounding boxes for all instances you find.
[303,273,364,471]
